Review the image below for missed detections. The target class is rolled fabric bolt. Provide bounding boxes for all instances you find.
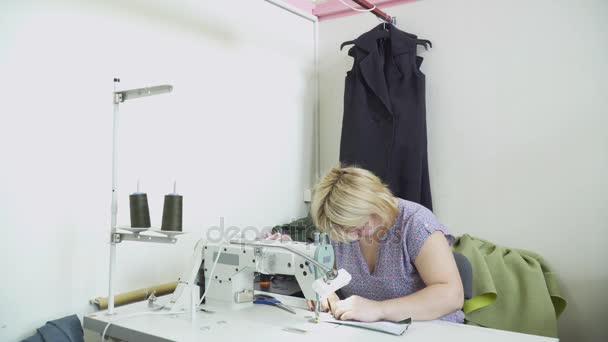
[91,281,178,309]
[129,192,151,228]
[161,183,183,231]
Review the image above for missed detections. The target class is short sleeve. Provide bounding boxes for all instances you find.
[405,206,455,263]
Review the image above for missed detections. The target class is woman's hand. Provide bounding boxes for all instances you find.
[307,292,339,314]
[333,295,384,322]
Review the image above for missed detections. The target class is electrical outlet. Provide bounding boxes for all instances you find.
[303,188,312,202]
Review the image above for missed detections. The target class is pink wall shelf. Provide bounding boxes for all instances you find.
[285,0,415,21]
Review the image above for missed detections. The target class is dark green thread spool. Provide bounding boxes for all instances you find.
[129,193,151,228]
[161,193,183,231]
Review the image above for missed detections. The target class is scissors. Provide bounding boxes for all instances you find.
[253,294,296,314]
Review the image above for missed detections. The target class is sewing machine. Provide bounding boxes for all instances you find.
[198,236,351,320]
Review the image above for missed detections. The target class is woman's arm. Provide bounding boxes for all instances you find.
[334,231,464,322]
[379,231,464,321]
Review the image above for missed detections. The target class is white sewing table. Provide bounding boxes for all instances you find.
[84,292,558,342]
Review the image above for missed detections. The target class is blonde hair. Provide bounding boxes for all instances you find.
[310,166,399,242]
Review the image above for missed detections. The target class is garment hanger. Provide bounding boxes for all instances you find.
[417,39,432,50]
[339,32,432,51]
[338,13,433,51]
[376,18,433,51]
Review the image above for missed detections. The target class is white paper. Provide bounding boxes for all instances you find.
[320,313,411,336]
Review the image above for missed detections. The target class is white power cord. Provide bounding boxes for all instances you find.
[150,239,206,312]
[100,309,187,341]
[338,0,376,12]
[100,240,225,341]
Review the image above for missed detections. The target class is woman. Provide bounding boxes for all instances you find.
[309,166,464,323]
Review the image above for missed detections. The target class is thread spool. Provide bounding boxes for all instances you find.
[161,180,183,232]
[129,180,151,228]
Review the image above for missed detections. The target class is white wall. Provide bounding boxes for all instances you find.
[318,0,608,341]
[0,0,315,340]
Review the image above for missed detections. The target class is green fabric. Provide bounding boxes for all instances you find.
[453,234,567,338]
[463,291,496,314]
[272,216,318,242]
